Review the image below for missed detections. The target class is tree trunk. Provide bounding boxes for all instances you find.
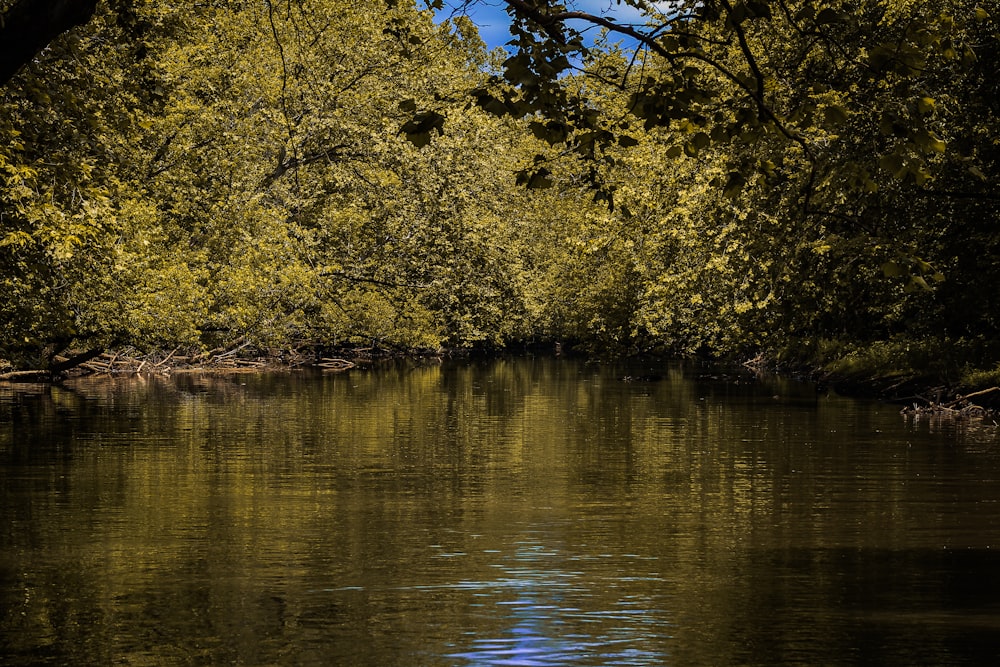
[0,348,105,382]
[0,370,54,382]
[49,348,105,373]
[0,0,99,86]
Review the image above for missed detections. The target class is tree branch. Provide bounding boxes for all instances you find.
[500,0,811,154]
[49,348,105,374]
[260,144,354,187]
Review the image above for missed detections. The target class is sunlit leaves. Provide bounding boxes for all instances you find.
[0,0,554,362]
[2,0,998,369]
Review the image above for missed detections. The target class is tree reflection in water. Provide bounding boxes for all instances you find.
[4,361,1000,665]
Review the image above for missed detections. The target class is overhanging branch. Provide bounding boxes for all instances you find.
[500,0,811,154]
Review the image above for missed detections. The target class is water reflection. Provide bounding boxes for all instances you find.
[2,359,1000,665]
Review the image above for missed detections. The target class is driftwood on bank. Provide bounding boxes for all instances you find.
[317,358,356,371]
[50,348,104,373]
[0,369,54,382]
[66,345,277,374]
[899,386,1000,423]
[0,347,106,381]
[1,343,415,382]
[944,386,1000,407]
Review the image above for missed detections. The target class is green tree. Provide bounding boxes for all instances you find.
[467,0,999,368]
[1,2,210,368]
[1,0,567,367]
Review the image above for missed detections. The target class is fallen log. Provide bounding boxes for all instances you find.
[81,361,111,373]
[900,387,999,423]
[0,369,53,382]
[49,348,104,374]
[318,358,355,371]
[945,386,1000,409]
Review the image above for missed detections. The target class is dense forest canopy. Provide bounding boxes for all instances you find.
[1,0,998,385]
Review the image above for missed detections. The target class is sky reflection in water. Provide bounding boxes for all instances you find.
[446,535,667,666]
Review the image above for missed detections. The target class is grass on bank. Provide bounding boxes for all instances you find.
[772,335,1000,404]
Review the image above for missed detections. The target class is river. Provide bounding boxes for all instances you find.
[2,357,1000,665]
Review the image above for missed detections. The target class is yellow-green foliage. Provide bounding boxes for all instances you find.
[1,0,999,376]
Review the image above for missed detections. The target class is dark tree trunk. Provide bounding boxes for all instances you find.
[0,0,99,86]
[49,348,105,373]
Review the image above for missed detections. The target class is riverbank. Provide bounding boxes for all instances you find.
[4,341,1000,423]
[0,343,443,382]
[754,336,1000,422]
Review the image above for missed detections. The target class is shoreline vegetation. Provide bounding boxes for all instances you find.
[3,342,999,425]
[2,1,998,430]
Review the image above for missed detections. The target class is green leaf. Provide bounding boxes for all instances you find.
[823,105,849,126]
[914,129,946,154]
[879,153,906,179]
[400,110,445,147]
[722,171,746,199]
[910,164,931,185]
[815,8,842,25]
[684,132,710,156]
[529,120,567,145]
[472,89,516,117]
[516,167,553,189]
[726,3,749,27]
[968,165,987,181]
[916,97,936,114]
[881,261,904,278]
[503,54,535,86]
[904,275,932,293]
[405,131,432,148]
[746,1,772,19]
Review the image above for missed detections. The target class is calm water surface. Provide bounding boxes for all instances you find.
[2,358,1000,665]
